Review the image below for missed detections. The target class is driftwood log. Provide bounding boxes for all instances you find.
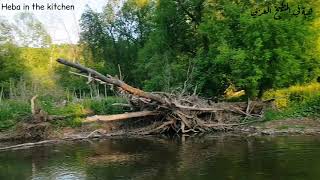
[57,58,269,134]
[85,111,159,123]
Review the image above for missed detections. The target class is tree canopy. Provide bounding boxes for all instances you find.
[78,0,320,98]
[0,0,319,100]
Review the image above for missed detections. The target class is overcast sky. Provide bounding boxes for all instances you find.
[0,0,109,44]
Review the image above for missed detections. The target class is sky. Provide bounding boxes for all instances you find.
[0,0,109,44]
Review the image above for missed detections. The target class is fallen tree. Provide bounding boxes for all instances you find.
[85,111,159,123]
[57,58,271,134]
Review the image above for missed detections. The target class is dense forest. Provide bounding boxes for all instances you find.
[78,0,320,98]
[0,0,320,130]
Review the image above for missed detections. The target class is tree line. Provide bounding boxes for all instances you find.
[1,0,320,100]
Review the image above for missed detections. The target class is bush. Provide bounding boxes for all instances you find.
[263,83,320,121]
[0,100,30,130]
[0,96,128,130]
[44,96,127,128]
[82,97,127,115]
[263,82,320,108]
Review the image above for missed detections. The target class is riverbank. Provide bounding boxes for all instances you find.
[0,82,319,147]
[0,97,319,144]
[239,117,320,136]
[59,117,320,138]
[1,117,320,151]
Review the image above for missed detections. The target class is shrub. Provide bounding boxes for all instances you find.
[82,97,127,115]
[264,92,320,121]
[0,100,30,130]
[263,82,320,108]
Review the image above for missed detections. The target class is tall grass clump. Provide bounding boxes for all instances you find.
[0,80,127,130]
[82,97,128,115]
[263,82,320,108]
[0,100,31,130]
[263,82,320,121]
[37,95,127,128]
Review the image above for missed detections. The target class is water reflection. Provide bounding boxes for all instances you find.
[1,135,320,180]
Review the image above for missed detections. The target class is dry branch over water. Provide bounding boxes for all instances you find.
[57,58,271,134]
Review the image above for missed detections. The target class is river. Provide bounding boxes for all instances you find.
[1,135,320,180]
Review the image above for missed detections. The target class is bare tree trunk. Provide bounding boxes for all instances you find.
[85,111,159,123]
[57,58,166,104]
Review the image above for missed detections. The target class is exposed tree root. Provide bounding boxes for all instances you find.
[57,58,273,135]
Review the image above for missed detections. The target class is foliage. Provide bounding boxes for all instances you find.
[79,2,145,83]
[82,97,127,115]
[0,44,24,81]
[0,43,25,96]
[0,96,127,130]
[135,0,203,91]
[0,100,30,130]
[264,94,320,121]
[263,82,320,108]
[263,83,320,121]
[78,0,320,97]
[193,0,319,97]
[49,96,127,128]
[1,0,320,131]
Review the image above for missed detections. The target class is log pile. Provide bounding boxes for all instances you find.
[57,58,270,134]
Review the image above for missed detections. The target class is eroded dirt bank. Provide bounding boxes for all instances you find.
[1,117,320,151]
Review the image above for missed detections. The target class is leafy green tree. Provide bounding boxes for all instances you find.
[0,44,25,95]
[78,0,320,99]
[135,0,206,91]
[80,7,110,64]
[80,1,155,85]
[194,0,319,97]
[0,17,24,92]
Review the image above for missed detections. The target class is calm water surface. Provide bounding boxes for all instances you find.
[1,135,320,180]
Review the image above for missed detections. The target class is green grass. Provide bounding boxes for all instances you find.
[50,97,128,128]
[0,96,127,130]
[262,82,320,121]
[0,100,31,130]
[264,93,320,121]
[82,97,128,115]
[263,82,320,108]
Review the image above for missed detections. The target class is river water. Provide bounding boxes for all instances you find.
[1,135,320,180]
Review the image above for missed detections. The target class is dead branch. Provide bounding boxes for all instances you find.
[57,58,166,104]
[31,95,38,115]
[69,71,107,85]
[0,140,60,151]
[85,111,159,123]
[57,58,270,135]
[112,103,132,108]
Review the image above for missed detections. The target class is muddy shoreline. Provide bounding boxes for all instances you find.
[1,117,319,151]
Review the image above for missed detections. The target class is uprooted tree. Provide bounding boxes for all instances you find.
[57,58,272,134]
